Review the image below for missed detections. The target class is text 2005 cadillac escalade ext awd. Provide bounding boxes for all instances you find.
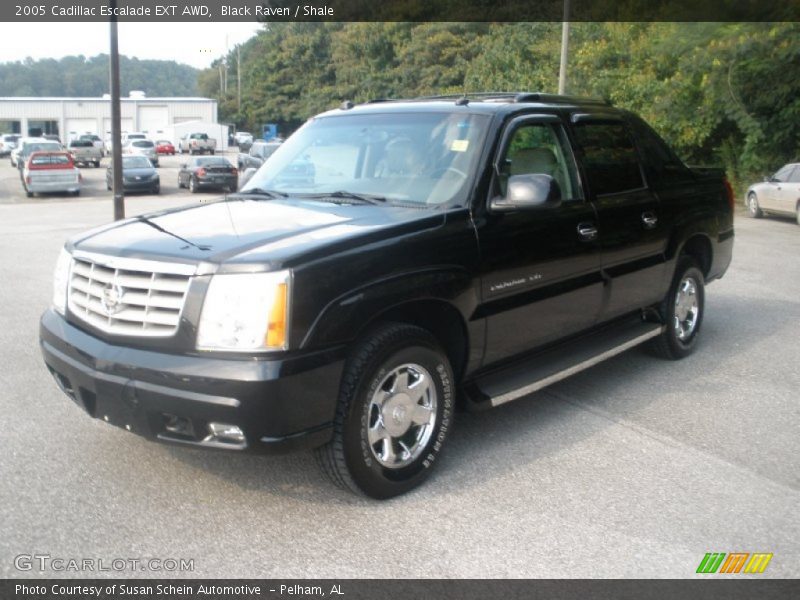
[40,93,734,498]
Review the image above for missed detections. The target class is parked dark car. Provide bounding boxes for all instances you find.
[105,155,160,194]
[41,93,734,499]
[178,156,238,193]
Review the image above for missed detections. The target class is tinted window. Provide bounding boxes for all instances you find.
[132,140,154,148]
[573,121,645,195]
[195,157,232,167]
[627,116,691,185]
[70,140,93,147]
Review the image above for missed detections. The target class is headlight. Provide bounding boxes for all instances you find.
[197,271,291,351]
[52,247,72,315]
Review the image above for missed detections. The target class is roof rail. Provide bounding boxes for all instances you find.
[513,92,610,106]
[413,92,610,106]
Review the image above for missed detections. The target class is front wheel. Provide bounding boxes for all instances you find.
[189,177,197,193]
[315,323,455,499]
[649,257,705,360]
[748,192,763,218]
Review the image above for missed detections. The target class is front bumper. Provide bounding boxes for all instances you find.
[40,309,344,453]
[27,180,80,193]
[122,178,159,191]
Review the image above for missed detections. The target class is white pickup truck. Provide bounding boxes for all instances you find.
[178,133,217,155]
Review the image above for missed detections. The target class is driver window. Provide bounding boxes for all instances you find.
[773,166,793,182]
[499,122,578,200]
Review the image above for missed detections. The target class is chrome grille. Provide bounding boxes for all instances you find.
[67,252,195,337]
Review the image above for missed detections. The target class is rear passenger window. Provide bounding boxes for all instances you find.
[573,122,645,195]
[788,167,800,183]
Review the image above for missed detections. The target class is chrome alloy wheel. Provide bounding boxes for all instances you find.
[367,363,437,469]
[674,275,700,341]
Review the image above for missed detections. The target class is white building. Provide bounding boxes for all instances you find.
[0,92,218,142]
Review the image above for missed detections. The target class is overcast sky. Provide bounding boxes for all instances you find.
[0,22,262,69]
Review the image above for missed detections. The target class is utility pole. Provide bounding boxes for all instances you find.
[558,0,570,95]
[237,45,242,111]
[109,0,124,220]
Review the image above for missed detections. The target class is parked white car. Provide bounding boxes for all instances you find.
[746,163,800,225]
[0,133,21,157]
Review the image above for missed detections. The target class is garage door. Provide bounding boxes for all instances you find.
[103,117,134,137]
[138,106,169,136]
[65,118,98,140]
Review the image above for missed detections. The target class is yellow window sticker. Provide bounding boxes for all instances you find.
[450,140,469,152]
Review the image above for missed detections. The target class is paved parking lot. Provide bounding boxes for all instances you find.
[0,181,797,578]
[0,151,234,205]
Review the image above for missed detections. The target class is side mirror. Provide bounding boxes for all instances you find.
[490,174,561,212]
[239,167,258,189]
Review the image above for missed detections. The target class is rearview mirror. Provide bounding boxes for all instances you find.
[490,174,561,212]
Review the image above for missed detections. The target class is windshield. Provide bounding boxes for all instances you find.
[242,112,490,207]
[122,156,151,168]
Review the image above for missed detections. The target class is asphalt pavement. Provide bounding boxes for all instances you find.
[0,176,797,578]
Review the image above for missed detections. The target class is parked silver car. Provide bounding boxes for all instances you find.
[746,163,800,225]
[123,139,159,167]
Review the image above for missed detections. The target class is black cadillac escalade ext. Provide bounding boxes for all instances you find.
[40,93,734,498]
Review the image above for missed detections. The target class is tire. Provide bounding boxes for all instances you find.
[796,203,800,227]
[25,189,33,198]
[747,192,763,218]
[649,256,705,360]
[177,176,183,189]
[94,161,100,168]
[315,323,455,499]
[152,184,160,195]
[189,177,197,193]
[210,149,215,155]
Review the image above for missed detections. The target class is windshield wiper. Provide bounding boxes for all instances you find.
[134,215,211,251]
[235,188,288,199]
[301,190,387,205]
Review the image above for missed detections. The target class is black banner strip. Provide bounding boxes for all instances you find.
[3,0,800,23]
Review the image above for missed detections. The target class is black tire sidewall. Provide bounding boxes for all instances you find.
[663,259,705,358]
[342,340,454,499]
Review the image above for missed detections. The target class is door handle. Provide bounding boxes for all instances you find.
[642,212,658,229]
[577,222,598,241]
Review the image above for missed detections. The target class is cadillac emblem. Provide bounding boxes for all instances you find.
[101,283,125,316]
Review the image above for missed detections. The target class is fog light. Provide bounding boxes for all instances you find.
[205,422,245,445]
[164,414,193,437]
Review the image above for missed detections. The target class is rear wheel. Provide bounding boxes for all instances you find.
[748,192,763,218]
[796,202,800,227]
[315,323,454,499]
[649,256,705,360]
[189,177,197,193]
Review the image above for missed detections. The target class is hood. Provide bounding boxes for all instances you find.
[71,197,445,270]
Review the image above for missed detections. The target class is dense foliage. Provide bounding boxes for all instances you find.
[0,55,198,98]
[201,22,798,191]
